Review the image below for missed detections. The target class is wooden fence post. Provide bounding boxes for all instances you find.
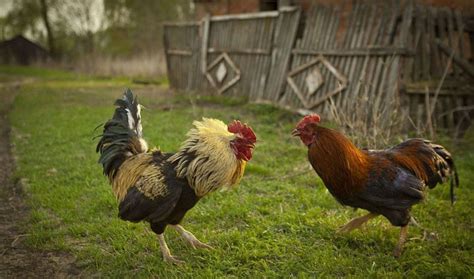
[201,14,210,74]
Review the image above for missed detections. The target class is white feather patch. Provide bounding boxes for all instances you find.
[138,138,148,152]
[125,108,135,130]
[136,104,143,136]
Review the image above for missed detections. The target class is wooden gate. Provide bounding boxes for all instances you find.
[164,7,301,101]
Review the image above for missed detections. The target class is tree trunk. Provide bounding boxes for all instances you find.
[39,0,55,57]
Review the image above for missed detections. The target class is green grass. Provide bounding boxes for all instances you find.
[5,66,474,277]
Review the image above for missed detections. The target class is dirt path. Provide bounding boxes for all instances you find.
[0,83,81,278]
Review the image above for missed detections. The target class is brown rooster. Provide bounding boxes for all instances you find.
[96,89,256,264]
[292,114,458,257]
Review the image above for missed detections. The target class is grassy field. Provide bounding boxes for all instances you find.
[2,66,473,277]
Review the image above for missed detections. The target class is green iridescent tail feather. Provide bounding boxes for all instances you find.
[96,89,148,179]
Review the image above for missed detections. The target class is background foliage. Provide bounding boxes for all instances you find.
[1,0,193,76]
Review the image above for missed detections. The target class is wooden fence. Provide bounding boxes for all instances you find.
[164,1,473,134]
[402,5,474,135]
[280,1,412,133]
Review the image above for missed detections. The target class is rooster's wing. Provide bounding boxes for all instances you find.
[117,154,185,223]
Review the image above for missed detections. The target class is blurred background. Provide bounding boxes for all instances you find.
[1,0,473,78]
[0,0,196,77]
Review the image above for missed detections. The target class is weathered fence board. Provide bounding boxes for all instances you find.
[163,23,201,91]
[261,7,301,102]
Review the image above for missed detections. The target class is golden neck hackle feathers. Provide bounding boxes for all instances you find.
[309,127,369,196]
[168,118,246,197]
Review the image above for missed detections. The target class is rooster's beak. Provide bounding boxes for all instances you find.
[291,129,300,137]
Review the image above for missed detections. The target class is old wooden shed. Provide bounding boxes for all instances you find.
[0,35,50,65]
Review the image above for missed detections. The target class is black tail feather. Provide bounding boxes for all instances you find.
[96,89,147,179]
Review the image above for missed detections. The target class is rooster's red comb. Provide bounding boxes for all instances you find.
[296,114,321,130]
[228,120,257,144]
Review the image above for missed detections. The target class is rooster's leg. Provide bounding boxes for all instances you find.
[337,213,379,233]
[393,225,408,258]
[171,225,214,249]
[158,234,184,264]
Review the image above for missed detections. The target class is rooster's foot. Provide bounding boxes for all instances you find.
[410,217,438,241]
[187,236,214,250]
[337,213,379,233]
[163,254,185,265]
[171,225,214,250]
[158,233,185,264]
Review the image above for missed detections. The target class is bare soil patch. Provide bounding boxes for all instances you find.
[0,83,82,278]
